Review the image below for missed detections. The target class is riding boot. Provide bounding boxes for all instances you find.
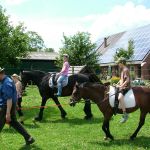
[120,112,128,123]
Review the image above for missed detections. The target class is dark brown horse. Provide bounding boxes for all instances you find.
[70,82,150,140]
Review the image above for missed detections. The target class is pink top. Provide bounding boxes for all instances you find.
[60,61,70,76]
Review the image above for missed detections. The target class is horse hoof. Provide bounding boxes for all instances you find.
[84,115,93,120]
[103,137,109,140]
[110,136,114,141]
[61,113,67,119]
[34,117,42,122]
[130,136,135,141]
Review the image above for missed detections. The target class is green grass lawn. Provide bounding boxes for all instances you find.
[1,86,150,150]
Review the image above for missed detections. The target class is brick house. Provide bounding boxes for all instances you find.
[96,24,150,80]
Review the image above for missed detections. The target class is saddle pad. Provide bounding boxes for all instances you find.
[109,86,136,109]
[49,76,68,88]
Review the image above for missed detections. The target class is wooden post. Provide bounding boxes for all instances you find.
[72,66,74,75]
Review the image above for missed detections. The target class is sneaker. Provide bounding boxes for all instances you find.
[26,137,35,145]
[120,113,128,123]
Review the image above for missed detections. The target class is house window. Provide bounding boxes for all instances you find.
[130,66,135,80]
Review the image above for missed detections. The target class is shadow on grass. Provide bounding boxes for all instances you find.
[23,123,40,129]
[89,136,150,149]
[41,117,103,125]
[19,144,42,150]
[3,123,39,134]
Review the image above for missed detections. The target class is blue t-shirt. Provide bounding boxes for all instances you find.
[0,76,17,108]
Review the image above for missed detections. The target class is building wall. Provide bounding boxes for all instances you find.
[141,54,150,80]
[21,60,59,72]
[5,59,59,75]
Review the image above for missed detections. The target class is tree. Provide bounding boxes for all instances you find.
[0,6,31,66]
[56,32,100,69]
[6,23,31,66]
[27,31,45,51]
[45,48,55,52]
[0,5,46,67]
[114,40,134,61]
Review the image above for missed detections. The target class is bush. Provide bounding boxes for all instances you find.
[132,79,145,86]
[143,80,150,87]
[111,76,120,85]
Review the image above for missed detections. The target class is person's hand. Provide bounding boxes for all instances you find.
[56,73,60,77]
[6,113,11,124]
[116,85,120,88]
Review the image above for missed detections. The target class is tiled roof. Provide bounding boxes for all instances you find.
[22,52,59,60]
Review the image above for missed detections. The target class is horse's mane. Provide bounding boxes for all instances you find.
[81,82,105,88]
[22,70,46,75]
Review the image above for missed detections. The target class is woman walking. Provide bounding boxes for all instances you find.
[12,74,24,123]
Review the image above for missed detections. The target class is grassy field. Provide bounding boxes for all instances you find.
[1,86,150,150]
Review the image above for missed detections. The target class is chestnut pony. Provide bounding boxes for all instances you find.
[70,82,150,140]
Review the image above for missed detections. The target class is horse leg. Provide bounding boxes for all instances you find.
[130,111,147,140]
[105,120,114,140]
[52,96,67,119]
[84,99,93,120]
[34,97,47,121]
[102,117,114,140]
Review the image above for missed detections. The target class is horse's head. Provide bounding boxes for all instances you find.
[70,82,108,107]
[20,70,46,90]
[20,70,28,90]
[70,83,83,107]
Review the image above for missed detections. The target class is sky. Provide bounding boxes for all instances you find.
[1,0,150,51]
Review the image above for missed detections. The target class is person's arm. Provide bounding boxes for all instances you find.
[3,83,14,123]
[16,82,21,95]
[120,70,130,88]
[6,99,12,123]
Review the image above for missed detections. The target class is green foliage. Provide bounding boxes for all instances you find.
[45,47,55,52]
[110,76,120,85]
[0,6,46,67]
[27,31,45,51]
[114,40,134,61]
[144,80,150,87]
[56,32,100,69]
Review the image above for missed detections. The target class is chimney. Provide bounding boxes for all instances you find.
[104,37,107,48]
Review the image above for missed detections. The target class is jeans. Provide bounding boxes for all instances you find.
[0,104,31,141]
[57,75,68,95]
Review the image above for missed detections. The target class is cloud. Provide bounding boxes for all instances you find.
[8,1,150,51]
[89,2,150,41]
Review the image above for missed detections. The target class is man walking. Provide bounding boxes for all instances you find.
[0,68,35,145]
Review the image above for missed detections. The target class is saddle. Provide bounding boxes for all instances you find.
[49,73,69,88]
[49,73,58,88]
[109,86,136,114]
